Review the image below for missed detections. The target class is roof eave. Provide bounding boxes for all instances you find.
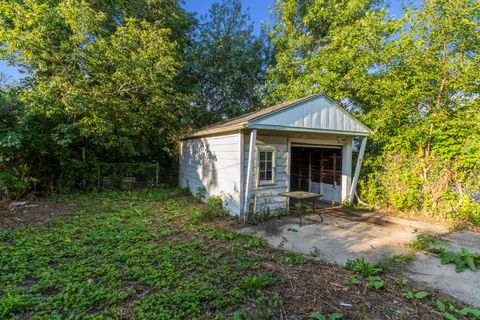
[178,123,247,140]
[245,123,371,136]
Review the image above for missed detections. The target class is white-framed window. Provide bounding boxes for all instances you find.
[257,146,276,185]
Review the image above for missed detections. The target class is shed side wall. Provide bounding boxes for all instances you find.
[179,133,241,215]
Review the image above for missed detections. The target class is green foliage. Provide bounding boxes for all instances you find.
[386,252,416,264]
[393,278,409,286]
[440,248,480,273]
[0,188,277,318]
[244,236,265,249]
[233,294,282,320]
[367,276,385,289]
[0,0,194,197]
[408,234,447,254]
[1,0,192,158]
[434,299,480,320]
[409,234,480,273]
[240,273,273,295]
[199,196,229,221]
[310,311,344,320]
[0,188,475,318]
[346,258,383,276]
[1,0,480,231]
[246,199,276,223]
[0,289,26,318]
[267,0,480,224]
[343,276,362,286]
[282,252,304,266]
[195,186,207,201]
[187,0,271,126]
[0,86,38,200]
[403,290,429,300]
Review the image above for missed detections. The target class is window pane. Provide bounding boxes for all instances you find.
[266,162,272,171]
[266,171,272,181]
[261,171,267,181]
[258,150,275,183]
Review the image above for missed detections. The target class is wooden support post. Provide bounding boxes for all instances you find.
[348,137,368,203]
[332,152,337,205]
[243,129,257,220]
[308,150,312,191]
[155,162,159,187]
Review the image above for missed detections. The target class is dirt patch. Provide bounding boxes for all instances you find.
[378,207,480,233]
[0,200,77,231]
[263,259,442,319]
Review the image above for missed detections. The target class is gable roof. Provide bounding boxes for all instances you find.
[180,93,371,139]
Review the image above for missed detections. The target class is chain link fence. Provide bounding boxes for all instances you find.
[96,162,177,190]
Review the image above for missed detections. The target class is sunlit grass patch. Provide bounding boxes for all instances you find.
[0,188,274,319]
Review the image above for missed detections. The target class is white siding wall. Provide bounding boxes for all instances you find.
[243,135,289,214]
[179,133,242,215]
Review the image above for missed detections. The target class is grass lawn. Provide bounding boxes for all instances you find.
[0,188,477,319]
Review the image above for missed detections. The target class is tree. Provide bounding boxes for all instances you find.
[267,0,480,221]
[187,0,271,126]
[361,0,480,215]
[0,0,194,163]
[266,0,390,105]
[0,0,195,193]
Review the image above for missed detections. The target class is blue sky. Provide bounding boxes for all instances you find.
[183,0,275,35]
[1,0,406,82]
[183,1,405,33]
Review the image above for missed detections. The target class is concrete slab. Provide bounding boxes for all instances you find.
[237,213,480,307]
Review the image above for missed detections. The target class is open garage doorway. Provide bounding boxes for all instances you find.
[290,145,343,203]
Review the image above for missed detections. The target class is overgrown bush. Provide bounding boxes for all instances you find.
[0,165,37,202]
[199,196,228,221]
[359,153,480,225]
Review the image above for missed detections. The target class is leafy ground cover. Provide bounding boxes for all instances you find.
[0,188,477,319]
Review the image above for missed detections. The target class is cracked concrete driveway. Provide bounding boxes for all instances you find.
[237,210,480,307]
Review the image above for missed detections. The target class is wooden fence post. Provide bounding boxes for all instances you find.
[155,162,159,187]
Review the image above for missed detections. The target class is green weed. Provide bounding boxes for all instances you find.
[393,278,409,286]
[241,273,273,295]
[343,276,362,286]
[408,234,447,254]
[199,196,229,221]
[386,252,416,264]
[403,290,429,300]
[367,276,384,289]
[282,252,303,266]
[440,248,480,272]
[433,299,480,319]
[346,258,383,276]
[310,311,344,319]
[245,236,265,249]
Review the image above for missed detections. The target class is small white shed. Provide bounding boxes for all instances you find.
[179,93,371,216]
